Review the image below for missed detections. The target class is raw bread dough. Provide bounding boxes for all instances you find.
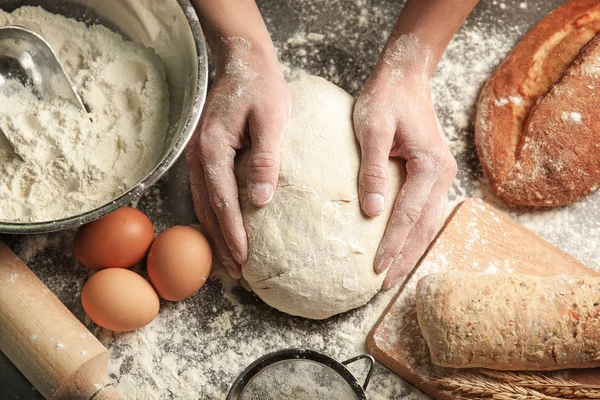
[235,74,405,319]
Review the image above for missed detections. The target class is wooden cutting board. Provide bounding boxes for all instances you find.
[367,198,600,399]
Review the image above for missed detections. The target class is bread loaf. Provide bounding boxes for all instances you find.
[475,0,600,206]
[416,272,600,371]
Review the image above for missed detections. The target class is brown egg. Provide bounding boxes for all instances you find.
[73,207,154,270]
[81,268,159,332]
[147,226,212,301]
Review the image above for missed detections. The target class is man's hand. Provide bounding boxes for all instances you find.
[354,35,457,290]
[185,38,291,279]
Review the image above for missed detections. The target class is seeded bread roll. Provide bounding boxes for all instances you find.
[416,273,600,371]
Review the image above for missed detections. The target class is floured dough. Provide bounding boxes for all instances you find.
[235,74,405,319]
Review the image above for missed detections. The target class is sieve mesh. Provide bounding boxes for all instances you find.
[227,349,374,400]
[239,359,359,400]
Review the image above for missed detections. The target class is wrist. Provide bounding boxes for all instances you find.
[215,36,281,75]
[377,33,435,82]
[373,60,431,90]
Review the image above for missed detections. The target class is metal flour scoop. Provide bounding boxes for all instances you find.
[0,25,86,159]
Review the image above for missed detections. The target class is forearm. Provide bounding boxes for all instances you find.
[191,0,278,68]
[383,0,480,78]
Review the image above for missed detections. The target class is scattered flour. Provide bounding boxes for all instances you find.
[561,111,582,123]
[484,264,499,274]
[0,7,169,222]
[97,269,410,399]
[12,1,600,400]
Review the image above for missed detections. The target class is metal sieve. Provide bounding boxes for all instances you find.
[227,349,375,400]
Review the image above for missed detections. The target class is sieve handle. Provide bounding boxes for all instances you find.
[342,354,375,390]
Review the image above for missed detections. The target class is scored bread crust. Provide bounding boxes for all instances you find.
[416,273,600,371]
[475,0,600,206]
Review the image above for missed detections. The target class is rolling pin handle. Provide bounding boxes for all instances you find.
[0,241,123,400]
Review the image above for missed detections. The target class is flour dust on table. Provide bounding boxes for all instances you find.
[7,1,600,400]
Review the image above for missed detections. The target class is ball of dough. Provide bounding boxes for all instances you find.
[235,74,405,319]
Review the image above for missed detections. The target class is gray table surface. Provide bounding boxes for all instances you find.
[3,0,599,399]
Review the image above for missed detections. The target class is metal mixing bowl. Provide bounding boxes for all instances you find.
[0,0,208,233]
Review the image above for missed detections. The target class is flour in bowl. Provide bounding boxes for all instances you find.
[0,7,169,222]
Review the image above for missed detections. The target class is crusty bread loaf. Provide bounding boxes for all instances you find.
[475,0,600,206]
[416,272,600,371]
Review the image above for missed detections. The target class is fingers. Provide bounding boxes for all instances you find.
[374,155,439,274]
[356,126,395,217]
[246,110,287,207]
[382,177,451,290]
[196,129,248,266]
[185,148,242,279]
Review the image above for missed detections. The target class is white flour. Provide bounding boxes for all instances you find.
[0,7,169,222]
[15,1,600,400]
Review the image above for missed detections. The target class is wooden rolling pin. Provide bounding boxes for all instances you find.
[0,241,122,400]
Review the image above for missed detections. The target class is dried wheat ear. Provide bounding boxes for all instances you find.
[430,369,600,400]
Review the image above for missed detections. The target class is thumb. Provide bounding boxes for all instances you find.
[357,128,392,217]
[246,111,286,207]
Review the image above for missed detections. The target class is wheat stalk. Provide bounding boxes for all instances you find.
[476,370,600,398]
[431,370,600,400]
[431,374,564,400]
